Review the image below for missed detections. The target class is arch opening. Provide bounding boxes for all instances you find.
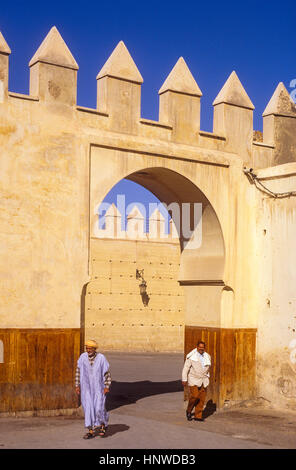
[87,167,226,354]
[94,167,226,284]
[86,156,241,407]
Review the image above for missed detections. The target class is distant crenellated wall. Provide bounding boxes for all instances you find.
[94,203,179,241]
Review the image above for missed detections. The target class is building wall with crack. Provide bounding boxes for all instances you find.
[256,192,296,409]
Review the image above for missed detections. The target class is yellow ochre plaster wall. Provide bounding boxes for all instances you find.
[1,26,296,411]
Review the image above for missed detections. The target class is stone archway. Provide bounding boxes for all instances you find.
[85,143,257,409]
[86,160,233,405]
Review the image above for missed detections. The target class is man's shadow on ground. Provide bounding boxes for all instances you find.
[202,399,217,419]
[106,380,217,418]
[104,423,130,437]
[102,381,216,438]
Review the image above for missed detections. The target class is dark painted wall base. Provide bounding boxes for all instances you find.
[0,326,256,413]
[0,329,81,413]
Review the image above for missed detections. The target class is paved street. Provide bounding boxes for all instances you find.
[0,352,296,449]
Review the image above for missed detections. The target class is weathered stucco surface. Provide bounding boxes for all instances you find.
[1,26,296,411]
[254,165,296,409]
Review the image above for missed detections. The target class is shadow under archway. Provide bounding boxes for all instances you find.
[105,379,217,421]
[126,166,225,283]
[106,379,183,412]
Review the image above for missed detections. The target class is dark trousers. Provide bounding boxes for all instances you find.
[187,385,207,419]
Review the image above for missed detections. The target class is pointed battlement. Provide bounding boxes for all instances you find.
[0,31,11,102]
[104,203,123,238]
[126,205,146,238]
[263,82,296,118]
[213,71,254,110]
[105,203,122,217]
[262,83,296,165]
[2,27,295,169]
[159,57,202,96]
[213,71,254,165]
[96,41,143,84]
[149,208,166,239]
[0,31,11,55]
[96,41,142,133]
[159,57,202,144]
[29,26,78,70]
[29,26,78,105]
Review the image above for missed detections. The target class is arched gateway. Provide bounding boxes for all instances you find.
[86,143,253,408]
[1,27,296,413]
[88,165,229,406]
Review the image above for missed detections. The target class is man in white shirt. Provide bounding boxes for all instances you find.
[182,340,211,422]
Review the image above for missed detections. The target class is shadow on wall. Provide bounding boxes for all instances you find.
[140,291,150,307]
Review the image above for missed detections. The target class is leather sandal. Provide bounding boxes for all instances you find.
[83,430,95,439]
[98,424,106,437]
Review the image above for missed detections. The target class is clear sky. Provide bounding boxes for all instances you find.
[100,179,171,232]
[2,0,295,216]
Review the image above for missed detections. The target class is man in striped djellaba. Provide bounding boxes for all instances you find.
[75,339,111,438]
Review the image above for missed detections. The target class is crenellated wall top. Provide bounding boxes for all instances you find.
[0,26,295,168]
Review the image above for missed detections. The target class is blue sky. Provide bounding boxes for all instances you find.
[2,0,295,218]
[2,0,295,130]
[100,180,171,232]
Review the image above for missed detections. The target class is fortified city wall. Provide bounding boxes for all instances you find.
[0,26,296,413]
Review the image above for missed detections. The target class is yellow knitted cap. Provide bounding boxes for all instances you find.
[85,339,98,349]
